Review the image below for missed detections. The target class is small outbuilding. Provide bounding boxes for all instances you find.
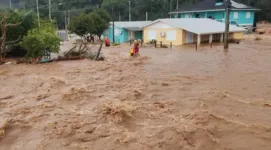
[141,18,246,45]
[102,21,151,43]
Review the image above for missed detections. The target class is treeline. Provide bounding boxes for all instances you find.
[5,0,271,28]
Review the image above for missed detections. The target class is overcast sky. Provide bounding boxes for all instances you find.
[0,0,21,8]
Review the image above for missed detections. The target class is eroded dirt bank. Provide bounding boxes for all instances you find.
[1,39,271,150]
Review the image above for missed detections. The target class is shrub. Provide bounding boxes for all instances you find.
[113,43,120,46]
[21,20,60,59]
[147,39,157,44]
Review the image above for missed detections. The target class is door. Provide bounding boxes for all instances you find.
[186,31,194,43]
[135,31,143,40]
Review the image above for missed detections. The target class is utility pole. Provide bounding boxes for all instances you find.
[9,0,12,9]
[36,0,40,28]
[68,10,70,25]
[49,0,51,20]
[176,0,179,9]
[112,7,115,43]
[170,0,173,12]
[146,12,148,21]
[128,0,131,21]
[65,10,68,41]
[224,0,231,51]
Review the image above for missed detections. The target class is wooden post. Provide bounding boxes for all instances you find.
[197,34,201,46]
[220,33,224,43]
[209,34,213,48]
[95,42,103,61]
[154,40,157,48]
[141,40,143,46]
[160,41,162,48]
[170,42,172,49]
[224,1,231,51]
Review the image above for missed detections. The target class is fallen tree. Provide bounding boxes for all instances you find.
[56,41,104,62]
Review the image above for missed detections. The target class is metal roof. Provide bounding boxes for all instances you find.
[141,18,246,35]
[170,0,259,14]
[110,21,152,31]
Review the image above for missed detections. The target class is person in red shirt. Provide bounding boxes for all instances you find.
[104,36,110,47]
[133,40,140,55]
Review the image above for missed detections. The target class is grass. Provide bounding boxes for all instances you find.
[112,43,120,46]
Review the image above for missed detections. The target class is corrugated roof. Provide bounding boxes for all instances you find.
[170,0,258,13]
[141,18,246,35]
[110,21,152,31]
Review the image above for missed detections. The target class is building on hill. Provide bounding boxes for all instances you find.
[169,0,260,30]
[141,18,245,46]
[102,21,151,44]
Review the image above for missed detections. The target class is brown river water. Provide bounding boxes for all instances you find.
[0,39,271,150]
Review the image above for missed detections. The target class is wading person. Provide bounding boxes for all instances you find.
[104,36,110,47]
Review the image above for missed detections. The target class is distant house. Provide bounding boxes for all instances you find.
[141,18,245,45]
[102,21,151,43]
[169,0,260,29]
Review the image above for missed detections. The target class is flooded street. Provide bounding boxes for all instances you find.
[1,39,271,150]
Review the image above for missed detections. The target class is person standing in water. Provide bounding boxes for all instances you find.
[104,36,110,47]
[133,40,140,55]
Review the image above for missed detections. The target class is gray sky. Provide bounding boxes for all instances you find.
[0,0,22,9]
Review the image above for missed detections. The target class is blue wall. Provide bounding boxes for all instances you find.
[103,26,143,43]
[229,11,255,25]
[103,26,127,43]
[173,10,255,25]
[122,29,129,42]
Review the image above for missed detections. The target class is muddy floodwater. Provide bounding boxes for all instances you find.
[1,39,271,150]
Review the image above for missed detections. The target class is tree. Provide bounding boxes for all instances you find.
[0,12,21,63]
[93,8,111,23]
[21,20,60,59]
[90,11,109,38]
[68,9,110,38]
[68,13,94,37]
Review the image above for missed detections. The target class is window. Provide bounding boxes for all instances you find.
[215,0,223,6]
[246,12,251,18]
[234,12,238,19]
[166,31,176,41]
[148,30,156,40]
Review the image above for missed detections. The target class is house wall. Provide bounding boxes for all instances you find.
[233,32,244,39]
[122,29,129,42]
[103,26,140,43]
[102,26,123,43]
[207,11,224,20]
[181,30,243,44]
[175,10,255,26]
[143,22,183,45]
[229,10,255,25]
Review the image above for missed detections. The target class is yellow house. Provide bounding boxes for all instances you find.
[141,18,246,46]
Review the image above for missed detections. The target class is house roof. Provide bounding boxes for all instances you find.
[110,21,152,31]
[170,0,259,14]
[141,18,246,35]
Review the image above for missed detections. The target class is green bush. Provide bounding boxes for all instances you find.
[21,20,60,59]
[113,43,120,46]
